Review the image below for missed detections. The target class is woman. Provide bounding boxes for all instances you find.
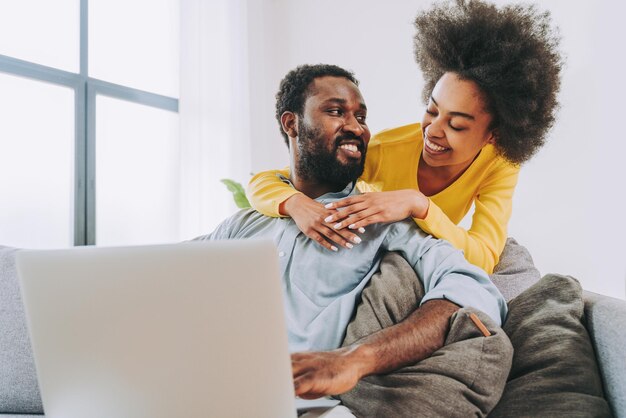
[247,0,562,274]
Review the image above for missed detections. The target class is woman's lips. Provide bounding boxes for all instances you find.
[424,137,450,154]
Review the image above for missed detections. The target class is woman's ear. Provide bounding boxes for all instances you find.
[281,112,298,138]
[487,129,499,145]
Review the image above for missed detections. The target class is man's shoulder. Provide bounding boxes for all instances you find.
[228,207,268,224]
[387,217,430,238]
[374,217,431,249]
[195,208,271,240]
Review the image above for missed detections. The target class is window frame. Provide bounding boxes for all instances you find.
[0,0,179,246]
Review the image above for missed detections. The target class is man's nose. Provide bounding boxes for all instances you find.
[343,114,365,137]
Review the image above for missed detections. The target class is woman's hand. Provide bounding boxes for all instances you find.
[281,194,364,251]
[324,190,430,230]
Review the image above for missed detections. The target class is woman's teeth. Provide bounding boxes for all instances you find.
[426,138,448,152]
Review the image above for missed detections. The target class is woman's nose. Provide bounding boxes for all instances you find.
[426,118,444,138]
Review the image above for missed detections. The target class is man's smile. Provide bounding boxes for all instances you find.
[336,138,364,160]
[338,143,361,159]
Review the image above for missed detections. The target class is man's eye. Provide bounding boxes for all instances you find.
[327,109,342,115]
[356,115,367,123]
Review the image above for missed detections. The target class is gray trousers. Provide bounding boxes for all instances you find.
[338,252,513,418]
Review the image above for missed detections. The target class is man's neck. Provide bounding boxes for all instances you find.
[289,173,348,200]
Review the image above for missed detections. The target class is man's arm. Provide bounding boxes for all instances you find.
[292,221,506,398]
[292,298,459,398]
[388,221,507,326]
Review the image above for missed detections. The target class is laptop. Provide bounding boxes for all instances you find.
[17,239,303,418]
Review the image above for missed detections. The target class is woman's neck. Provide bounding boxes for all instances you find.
[417,153,477,196]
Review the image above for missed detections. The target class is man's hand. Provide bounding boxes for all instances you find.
[324,190,430,231]
[291,346,371,398]
[280,194,363,251]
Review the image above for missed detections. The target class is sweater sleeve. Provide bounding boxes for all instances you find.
[415,161,519,274]
[246,167,299,217]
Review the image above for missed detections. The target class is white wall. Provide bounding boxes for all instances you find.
[239,0,626,298]
[246,0,424,172]
[508,1,626,298]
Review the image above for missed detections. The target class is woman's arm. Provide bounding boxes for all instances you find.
[247,167,363,250]
[415,163,519,274]
[247,167,298,217]
[324,160,519,273]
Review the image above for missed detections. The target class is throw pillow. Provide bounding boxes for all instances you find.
[340,252,513,418]
[490,237,541,302]
[489,274,612,417]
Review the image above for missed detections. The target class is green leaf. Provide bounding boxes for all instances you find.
[220,179,251,209]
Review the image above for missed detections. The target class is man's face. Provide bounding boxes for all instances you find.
[295,76,371,186]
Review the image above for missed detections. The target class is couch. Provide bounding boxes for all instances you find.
[1,243,625,417]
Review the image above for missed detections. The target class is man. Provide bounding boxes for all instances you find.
[196,64,511,417]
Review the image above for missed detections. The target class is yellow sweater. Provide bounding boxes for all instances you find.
[247,123,520,273]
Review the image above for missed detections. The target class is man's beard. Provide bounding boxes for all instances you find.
[295,120,366,188]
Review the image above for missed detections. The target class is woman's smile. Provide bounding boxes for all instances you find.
[423,136,450,155]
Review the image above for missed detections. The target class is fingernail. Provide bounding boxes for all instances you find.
[325,203,334,209]
[358,227,366,233]
[353,236,362,244]
[348,224,356,229]
[346,243,354,249]
[333,223,342,229]
[324,216,333,222]
[331,246,338,252]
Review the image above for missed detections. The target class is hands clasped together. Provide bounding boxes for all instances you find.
[282,189,430,251]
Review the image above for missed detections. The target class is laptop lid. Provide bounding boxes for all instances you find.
[17,239,296,418]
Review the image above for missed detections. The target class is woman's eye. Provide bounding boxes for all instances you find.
[426,109,437,116]
[449,124,465,132]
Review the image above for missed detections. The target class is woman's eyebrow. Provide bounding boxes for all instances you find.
[431,96,475,120]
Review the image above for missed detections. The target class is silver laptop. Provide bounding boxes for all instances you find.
[17,239,298,418]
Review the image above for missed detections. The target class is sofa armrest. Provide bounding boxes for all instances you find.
[0,246,43,415]
[584,290,626,418]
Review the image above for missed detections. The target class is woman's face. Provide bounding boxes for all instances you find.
[420,72,495,169]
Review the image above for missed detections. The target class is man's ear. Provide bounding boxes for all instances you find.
[281,111,298,139]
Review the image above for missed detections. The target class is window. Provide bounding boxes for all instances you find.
[0,0,179,248]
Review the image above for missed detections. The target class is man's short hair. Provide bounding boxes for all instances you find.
[275,64,359,147]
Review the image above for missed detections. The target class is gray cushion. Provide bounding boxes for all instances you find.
[489,274,612,417]
[490,238,541,302]
[339,252,513,418]
[0,246,43,414]
[584,291,626,417]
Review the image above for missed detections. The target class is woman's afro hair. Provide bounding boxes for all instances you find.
[414,0,563,164]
